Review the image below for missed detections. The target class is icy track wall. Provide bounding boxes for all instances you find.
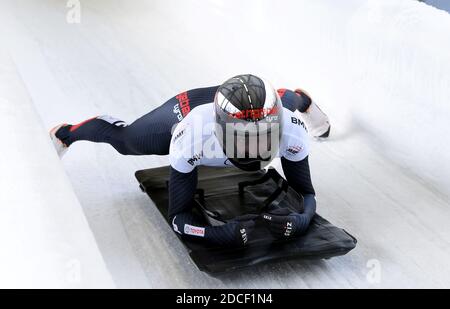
[344,1,450,196]
[0,51,114,288]
[288,0,450,197]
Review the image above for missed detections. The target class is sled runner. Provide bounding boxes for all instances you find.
[135,166,357,274]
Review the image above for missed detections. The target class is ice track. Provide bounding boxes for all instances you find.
[1,0,449,288]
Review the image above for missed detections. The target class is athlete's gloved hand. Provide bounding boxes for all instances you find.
[234,217,256,246]
[262,208,310,239]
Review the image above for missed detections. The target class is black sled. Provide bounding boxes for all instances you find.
[135,166,356,274]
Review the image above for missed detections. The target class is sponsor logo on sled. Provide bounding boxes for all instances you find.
[184,224,205,237]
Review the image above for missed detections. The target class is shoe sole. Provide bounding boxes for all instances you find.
[49,124,69,157]
[318,126,331,138]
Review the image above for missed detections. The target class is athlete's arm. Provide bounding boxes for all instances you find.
[281,156,317,220]
[279,109,316,223]
[168,167,250,247]
[262,156,317,238]
[168,167,198,219]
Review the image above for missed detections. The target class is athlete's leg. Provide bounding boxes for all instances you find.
[53,98,177,156]
[52,86,219,156]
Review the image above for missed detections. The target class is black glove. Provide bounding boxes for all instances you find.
[262,208,310,239]
[235,219,256,246]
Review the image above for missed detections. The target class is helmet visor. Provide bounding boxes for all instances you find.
[215,114,282,163]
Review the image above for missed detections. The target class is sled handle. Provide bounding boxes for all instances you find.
[238,169,277,196]
[195,189,205,205]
